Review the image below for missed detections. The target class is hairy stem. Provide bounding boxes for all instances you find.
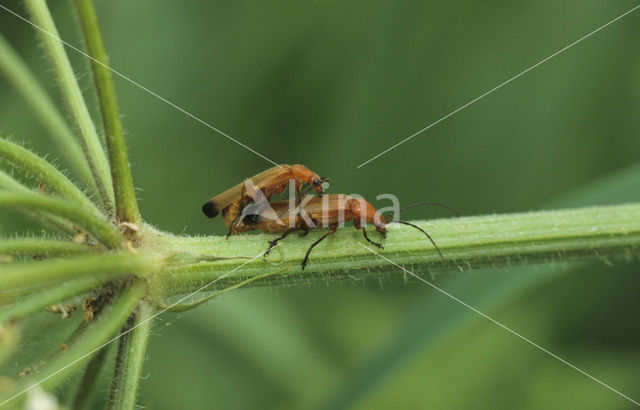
[0,282,146,408]
[0,169,30,193]
[71,347,110,410]
[0,251,153,291]
[0,33,97,195]
[0,276,104,324]
[23,0,115,212]
[0,192,123,249]
[72,0,140,223]
[0,237,95,257]
[108,301,154,410]
[0,151,93,237]
[151,203,640,295]
[0,138,99,212]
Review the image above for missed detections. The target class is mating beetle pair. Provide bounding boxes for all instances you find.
[202,164,454,268]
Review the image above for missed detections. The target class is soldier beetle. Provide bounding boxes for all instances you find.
[201,164,328,235]
[236,194,458,269]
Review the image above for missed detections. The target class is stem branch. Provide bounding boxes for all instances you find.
[0,33,97,194]
[71,347,110,410]
[0,282,146,408]
[23,0,115,212]
[0,237,95,257]
[108,301,154,410]
[0,276,104,324]
[0,251,152,291]
[0,192,123,249]
[0,138,99,212]
[72,0,140,223]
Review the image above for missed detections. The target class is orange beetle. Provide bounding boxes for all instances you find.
[202,164,328,235]
[237,194,456,269]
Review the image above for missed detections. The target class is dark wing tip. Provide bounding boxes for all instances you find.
[202,201,219,218]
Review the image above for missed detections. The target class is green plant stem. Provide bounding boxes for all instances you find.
[108,301,154,410]
[151,203,640,294]
[0,192,123,248]
[0,283,85,308]
[72,0,140,224]
[0,282,146,408]
[0,169,79,237]
[0,33,98,196]
[0,276,106,324]
[0,237,95,257]
[71,346,111,410]
[23,0,115,212]
[0,137,99,212]
[0,169,29,192]
[0,251,152,291]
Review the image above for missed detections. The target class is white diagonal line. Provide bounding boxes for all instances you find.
[357,243,640,407]
[356,4,640,168]
[0,3,280,168]
[0,246,277,407]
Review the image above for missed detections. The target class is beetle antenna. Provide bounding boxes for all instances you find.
[398,202,460,216]
[299,185,314,197]
[391,220,445,262]
[383,201,459,224]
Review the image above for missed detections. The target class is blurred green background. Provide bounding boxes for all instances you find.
[1,1,640,408]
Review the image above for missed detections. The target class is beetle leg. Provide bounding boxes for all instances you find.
[294,182,305,220]
[298,228,310,237]
[225,213,242,238]
[264,228,297,256]
[362,228,383,249]
[302,225,337,270]
[226,184,249,238]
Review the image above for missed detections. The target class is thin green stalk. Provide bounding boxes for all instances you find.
[108,301,154,410]
[1,165,37,193]
[0,169,44,226]
[0,276,105,324]
[0,237,95,257]
[23,0,115,212]
[73,0,140,223]
[0,282,146,408]
[1,286,48,306]
[0,168,32,192]
[0,192,123,248]
[0,33,98,196]
[0,137,99,212]
[0,169,79,237]
[0,251,152,291]
[153,203,640,293]
[71,346,111,410]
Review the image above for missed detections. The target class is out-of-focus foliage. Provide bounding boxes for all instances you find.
[1,1,639,408]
